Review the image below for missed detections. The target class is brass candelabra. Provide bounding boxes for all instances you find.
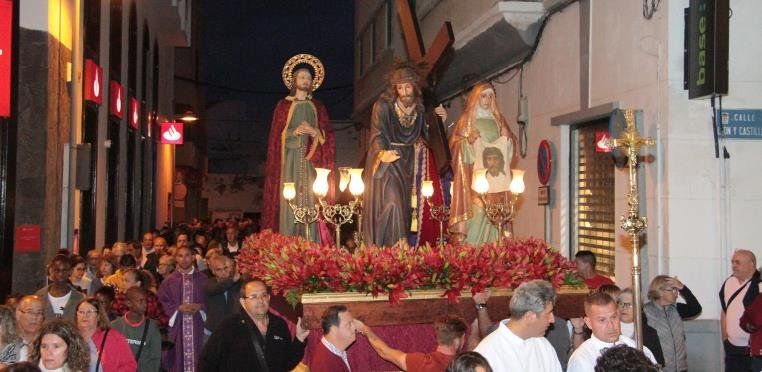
[471,169,526,244]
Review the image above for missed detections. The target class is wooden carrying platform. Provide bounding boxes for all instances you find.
[271,287,588,329]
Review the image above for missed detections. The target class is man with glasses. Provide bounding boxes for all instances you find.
[35,254,85,321]
[14,295,44,361]
[200,278,309,371]
[203,254,243,333]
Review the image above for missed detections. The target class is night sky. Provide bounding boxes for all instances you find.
[200,0,355,121]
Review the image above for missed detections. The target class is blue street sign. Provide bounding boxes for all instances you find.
[719,109,762,139]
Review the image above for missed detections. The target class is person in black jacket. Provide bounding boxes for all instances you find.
[203,254,243,333]
[616,288,665,366]
[644,276,702,372]
[199,278,310,371]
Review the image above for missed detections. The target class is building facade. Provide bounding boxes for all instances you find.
[0,0,193,296]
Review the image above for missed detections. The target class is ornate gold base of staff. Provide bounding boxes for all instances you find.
[426,200,450,246]
[608,109,654,351]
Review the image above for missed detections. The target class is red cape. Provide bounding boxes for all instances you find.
[261,98,335,233]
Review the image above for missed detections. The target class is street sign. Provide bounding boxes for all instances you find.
[719,109,762,139]
[161,122,184,144]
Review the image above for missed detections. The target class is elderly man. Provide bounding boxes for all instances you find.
[354,315,466,371]
[199,278,309,371]
[156,254,176,284]
[14,295,44,361]
[35,254,85,321]
[84,249,101,283]
[203,254,243,333]
[140,231,160,274]
[720,249,760,371]
[474,279,562,371]
[310,305,358,372]
[568,292,656,372]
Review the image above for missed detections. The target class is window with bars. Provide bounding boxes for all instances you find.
[571,119,616,277]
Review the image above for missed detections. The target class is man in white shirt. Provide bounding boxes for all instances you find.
[719,249,759,371]
[568,292,657,372]
[474,279,562,372]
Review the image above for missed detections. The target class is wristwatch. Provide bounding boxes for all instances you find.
[475,303,488,310]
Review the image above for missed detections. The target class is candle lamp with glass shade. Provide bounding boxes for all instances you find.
[472,168,525,243]
[284,168,365,247]
[420,180,450,246]
[282,182,320,239]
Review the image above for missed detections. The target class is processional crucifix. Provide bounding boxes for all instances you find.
[608,109,654,351]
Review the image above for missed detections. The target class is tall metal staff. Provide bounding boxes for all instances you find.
[608,109,654,350]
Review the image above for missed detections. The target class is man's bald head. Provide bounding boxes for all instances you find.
[732,249,758,280]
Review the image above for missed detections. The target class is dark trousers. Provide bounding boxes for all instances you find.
[752,357,762,372]
[725,340,753,372]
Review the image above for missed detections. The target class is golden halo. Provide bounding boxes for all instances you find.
[282,53,325,91]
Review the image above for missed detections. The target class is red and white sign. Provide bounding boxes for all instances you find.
[0,0,13,117]
[161,122,184,144]
[15,224,41,253]
[129,97,139,128]
[109,81,123,119]
[595,131,612,153]
[84,59,103,105]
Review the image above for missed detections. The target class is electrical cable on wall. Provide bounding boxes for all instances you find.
[517,66,528,158]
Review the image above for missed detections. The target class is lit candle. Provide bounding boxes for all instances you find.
[338,167,351,192]
[471,169,490,194]
[312,168,331,198]
[282,182,296,201]
[348,168,365,197]
[509,169,526,194]
[421,180,434,198]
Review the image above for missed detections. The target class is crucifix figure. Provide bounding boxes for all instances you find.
[607,109,654,351]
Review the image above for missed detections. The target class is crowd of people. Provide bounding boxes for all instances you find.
[0,216,758,372]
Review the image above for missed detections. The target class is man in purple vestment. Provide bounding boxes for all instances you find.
[158,245,208,372]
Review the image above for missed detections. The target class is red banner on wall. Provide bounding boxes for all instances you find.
[129,97,139,128]
[84,59,103,105]
[15,224,41,253]
[161,122,183,144]
[0,0,13,117]
[109,81,123,119]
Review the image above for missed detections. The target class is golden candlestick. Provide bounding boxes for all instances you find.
[607,109,654,351]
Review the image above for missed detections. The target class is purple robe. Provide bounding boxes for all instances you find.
[158,269,207,372]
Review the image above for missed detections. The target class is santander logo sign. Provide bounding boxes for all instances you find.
[161,122,183,144]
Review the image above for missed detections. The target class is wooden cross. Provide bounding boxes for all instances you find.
[395,0,454,171]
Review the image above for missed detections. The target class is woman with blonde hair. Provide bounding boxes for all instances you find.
[448,81,518,245]
[28,319,90,372]
[644,275,702,372]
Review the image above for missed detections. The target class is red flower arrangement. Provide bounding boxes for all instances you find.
[237,230,583,306]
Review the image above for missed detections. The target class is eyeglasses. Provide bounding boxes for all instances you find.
[242,293,270,301]
[212,266,231,272]
[617,302,633,309]
[18,309,44,317]
[77,309,99,316]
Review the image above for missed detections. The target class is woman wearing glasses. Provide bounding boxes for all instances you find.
[644,276,702,372]
[616,288,664,367]
[75,299,136,372]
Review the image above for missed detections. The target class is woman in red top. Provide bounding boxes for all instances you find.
[76,298,136,372]
[740,294,762,371]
